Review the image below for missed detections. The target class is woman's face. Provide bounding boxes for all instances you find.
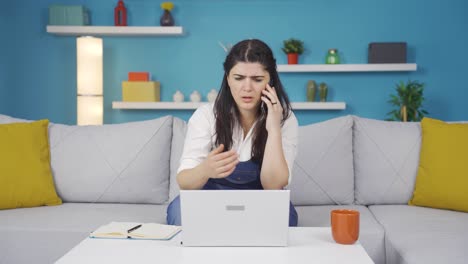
[227,62,270,114]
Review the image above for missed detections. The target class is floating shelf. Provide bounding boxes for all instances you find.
[277,63,417,72]
[291,102,346,110]
[46,26,184,36]
[112,102,346,110]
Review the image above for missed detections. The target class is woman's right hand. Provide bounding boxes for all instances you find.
[201,144,239,179]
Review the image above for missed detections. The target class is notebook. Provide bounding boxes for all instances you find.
[180,190,290,246]
[90,222,181,240]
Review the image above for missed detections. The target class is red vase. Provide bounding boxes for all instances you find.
[114,0,127,26]
[287,53,299,64]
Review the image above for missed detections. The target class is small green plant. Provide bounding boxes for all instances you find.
[386,80,428,122]
[282,38,304,55]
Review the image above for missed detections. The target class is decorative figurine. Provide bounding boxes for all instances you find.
[306,80,317,102]
[173,90,184,102]
[190,91,202,102]
[160,2,175,26]
[114,0,127,26]
[207,89,218,102]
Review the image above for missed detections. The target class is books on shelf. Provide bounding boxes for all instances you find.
[90,222,181,240]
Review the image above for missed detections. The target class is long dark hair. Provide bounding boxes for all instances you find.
[214,39,291,166]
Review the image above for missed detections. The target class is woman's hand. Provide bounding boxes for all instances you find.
[200,144,239,179]
[261,83,283,133]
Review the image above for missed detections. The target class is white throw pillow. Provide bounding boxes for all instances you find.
[353,116,421,205]
[289,115,354,205]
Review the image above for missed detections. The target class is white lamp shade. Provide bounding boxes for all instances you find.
[77,36,103,125]
[77,96,103,125]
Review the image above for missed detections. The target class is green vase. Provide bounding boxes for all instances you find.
[319,82,328,102]
[306,80,317,102]
[325,49,340,64]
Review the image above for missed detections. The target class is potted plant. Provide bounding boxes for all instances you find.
[282,38,304,64]
[386,80,428,122]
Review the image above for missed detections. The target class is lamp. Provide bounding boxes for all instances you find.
[77,36,103,125]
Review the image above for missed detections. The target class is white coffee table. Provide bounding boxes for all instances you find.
[56,227,374,264]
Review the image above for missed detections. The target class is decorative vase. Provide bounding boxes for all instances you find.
[160,10,174,26]
[114,0,127,26]
[319,83,328,102]
[173,90,184,102]
[325,49,340,64]
[190,91,201,102]
[207,89,218,102]
[287,53,299,64]
[306,80,317,102]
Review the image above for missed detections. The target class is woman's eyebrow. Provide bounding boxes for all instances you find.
[233,74,265,78]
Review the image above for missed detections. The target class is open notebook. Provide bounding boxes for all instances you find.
[90,222,181,240]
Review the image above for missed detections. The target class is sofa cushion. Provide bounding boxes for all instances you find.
[369,205,468,264]
[49,116,172,204]
[169,117,187,202]
[296,205,385,264]
[0,120,62,209]
[0,202,168,263]
[409,118,468,212]
[353,116,421,205]
[0,114,173,204]
[289,115,354,205]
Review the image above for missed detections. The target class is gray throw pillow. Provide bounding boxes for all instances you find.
[49,116,173,204]
[169,117,187,202]
[353,116,421,205]
[289,115,354,205]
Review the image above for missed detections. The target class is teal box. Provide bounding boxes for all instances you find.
[49,5,90,25]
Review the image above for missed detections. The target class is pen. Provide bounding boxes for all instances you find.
[127,224,142,233]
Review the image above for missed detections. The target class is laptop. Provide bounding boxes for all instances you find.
[180,189,290,247]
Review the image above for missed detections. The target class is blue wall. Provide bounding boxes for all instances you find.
[1,0,467,125]
[0,4,12,114]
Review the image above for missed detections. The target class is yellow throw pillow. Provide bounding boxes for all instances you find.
[0,120,62,209]
[409,117,468,212]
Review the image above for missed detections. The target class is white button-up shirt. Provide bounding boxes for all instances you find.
[177,103,298,184]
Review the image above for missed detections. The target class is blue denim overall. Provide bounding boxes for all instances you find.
[166,160,298,226]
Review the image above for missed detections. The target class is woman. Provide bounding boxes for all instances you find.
[167,39,299,226]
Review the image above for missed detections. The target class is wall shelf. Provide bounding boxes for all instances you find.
[291,102,345,110]
[277,63,417,72]
[112,101,346,110]
[46,25,184,36]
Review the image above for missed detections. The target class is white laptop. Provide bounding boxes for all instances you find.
[180,189,290,247]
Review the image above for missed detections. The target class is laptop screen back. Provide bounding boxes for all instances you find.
[180,190,290,247]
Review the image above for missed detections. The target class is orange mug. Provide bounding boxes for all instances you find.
[331,209,360,245]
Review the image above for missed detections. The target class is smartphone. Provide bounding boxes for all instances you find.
[268,79,274,87]
[261,80,274,115]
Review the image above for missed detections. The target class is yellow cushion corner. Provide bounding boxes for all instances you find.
[409,117,468,212]
[0,119,62,210]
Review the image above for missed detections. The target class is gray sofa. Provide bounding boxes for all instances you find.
[0,114,467,264]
